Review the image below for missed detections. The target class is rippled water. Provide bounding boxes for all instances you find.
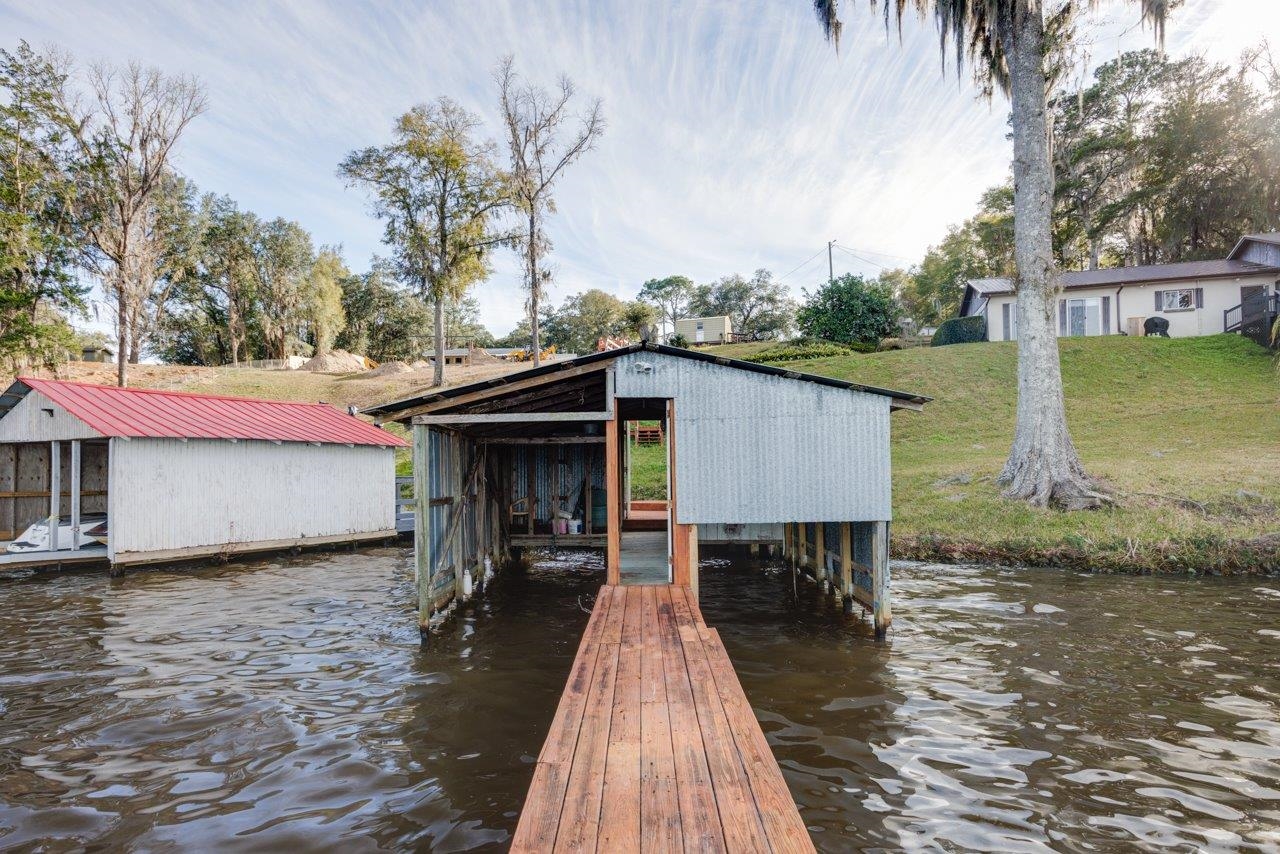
[1,548,1277,852]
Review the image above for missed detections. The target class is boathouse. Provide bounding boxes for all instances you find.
[364,343,928,637]
[0,378,405,569]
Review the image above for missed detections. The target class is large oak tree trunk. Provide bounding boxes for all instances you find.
[116,281,128,387]
[996,1,1103,510]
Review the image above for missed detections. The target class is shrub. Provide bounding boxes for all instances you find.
[666,332,689,348]
[742,339,865,363]
[878,337,906,351]
[931,315,987,346]
[796,274,900,346]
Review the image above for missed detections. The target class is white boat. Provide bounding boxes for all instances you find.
[7,515,106,553]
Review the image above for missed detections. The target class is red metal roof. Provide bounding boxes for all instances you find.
[14,378,407,447]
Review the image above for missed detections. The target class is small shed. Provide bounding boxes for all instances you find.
[675,315,733,345]
[79,345,115,363]
[0,378,406,569]
[364,343,928,637]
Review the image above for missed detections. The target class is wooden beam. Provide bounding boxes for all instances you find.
[478,436,605,445]
[605,415,620,585]
[814,521,826,586]
[48,440,59,552]
[840,522,853,613]
[413,425,432,629]
[872,520,891,639]
[391,361,615,419]
[70,440,80,552]
[413,411,611,425]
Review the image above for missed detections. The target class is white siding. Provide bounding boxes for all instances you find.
[985,273,1276,340]
[109,438,395,557]
[614,352,891,524]
[0,391,103,442]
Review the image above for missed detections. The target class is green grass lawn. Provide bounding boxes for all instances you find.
[705,334,1279,572]
[628,437,668,501]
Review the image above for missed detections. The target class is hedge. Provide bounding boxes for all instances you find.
[931,315,987,347]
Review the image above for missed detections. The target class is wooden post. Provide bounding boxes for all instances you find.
[70,440,80,552]
[413,425,432,630]
[526,446,535,535]
[872,520,891,639]
[584,445,594,536]
[48,440,60,552]
[605,414,620,585]
[688,524,699,601]
[814,522,826,590]
[840,522,853,614]
[798,522,808,568]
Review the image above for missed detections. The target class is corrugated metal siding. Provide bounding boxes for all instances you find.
[697,522,782,543]
[614,352,892,523]
[110,439,394,555]
[511,444,604,522]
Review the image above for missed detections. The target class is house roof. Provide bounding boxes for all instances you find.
[969,259,1280,296]
[1228,232,1280,259]
[1,378,407,447]
[362,341,930,421]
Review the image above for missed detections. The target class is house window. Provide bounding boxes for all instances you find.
[1066,297,1102,336]
[1161,289,1195,311]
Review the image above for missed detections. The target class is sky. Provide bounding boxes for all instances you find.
[2,0,1276,338]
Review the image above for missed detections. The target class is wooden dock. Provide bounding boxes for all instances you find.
[512,584,814,853]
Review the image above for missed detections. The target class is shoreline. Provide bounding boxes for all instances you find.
[892,531,1280,575]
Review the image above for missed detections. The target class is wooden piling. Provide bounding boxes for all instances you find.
[872,520,891,639]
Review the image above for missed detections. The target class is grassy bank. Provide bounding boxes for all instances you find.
[24,336,1277,572]
[705,334,1279,573]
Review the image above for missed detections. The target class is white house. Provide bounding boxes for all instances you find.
[960,233,1280,346]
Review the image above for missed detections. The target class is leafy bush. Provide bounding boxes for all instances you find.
[742,339,867,363]
[666,332,689,348]
[796,274,900,346]
[931,315,987,346]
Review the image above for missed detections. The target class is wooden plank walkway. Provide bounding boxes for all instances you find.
[512,585,814,853]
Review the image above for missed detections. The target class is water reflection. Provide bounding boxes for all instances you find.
[0,549,1277,851]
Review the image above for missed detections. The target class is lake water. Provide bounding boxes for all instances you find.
[1,548,1278,852]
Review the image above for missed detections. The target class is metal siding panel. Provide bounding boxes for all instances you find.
[614,353,892,523]
[111,439,395,556]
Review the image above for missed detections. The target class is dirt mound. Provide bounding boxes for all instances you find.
[365,360,414,377]
[302,349,369,373]
[409,359,431,370]
[467,345,502,365]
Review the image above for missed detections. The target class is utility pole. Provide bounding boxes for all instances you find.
[828,239,835,284]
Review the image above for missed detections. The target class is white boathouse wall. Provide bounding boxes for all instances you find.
[109,438,396,561]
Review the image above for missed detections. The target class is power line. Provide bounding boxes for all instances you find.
[775,246,829,283]
[833,243,887,270]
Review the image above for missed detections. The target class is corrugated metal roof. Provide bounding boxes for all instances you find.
[5,378,407,447]
[363,342,930,421]
[970,259,1279,296]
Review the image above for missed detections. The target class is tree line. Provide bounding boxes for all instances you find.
[894,46,1280,329]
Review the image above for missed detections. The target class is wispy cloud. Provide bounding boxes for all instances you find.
[1,0,1271,335]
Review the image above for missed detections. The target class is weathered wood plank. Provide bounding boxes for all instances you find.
[657,586,727,852]
[516,585,812,852]
[598,589,644,852]
[670,589,769,853]
[678,589,815,853]
[553,641,619,853]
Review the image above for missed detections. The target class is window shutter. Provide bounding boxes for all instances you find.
[1154,290,1162,312]
[1102,296,1111,334]
[1059,300,1067,335]
[1194,287,1204,308]
[1002,303,1011,340]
